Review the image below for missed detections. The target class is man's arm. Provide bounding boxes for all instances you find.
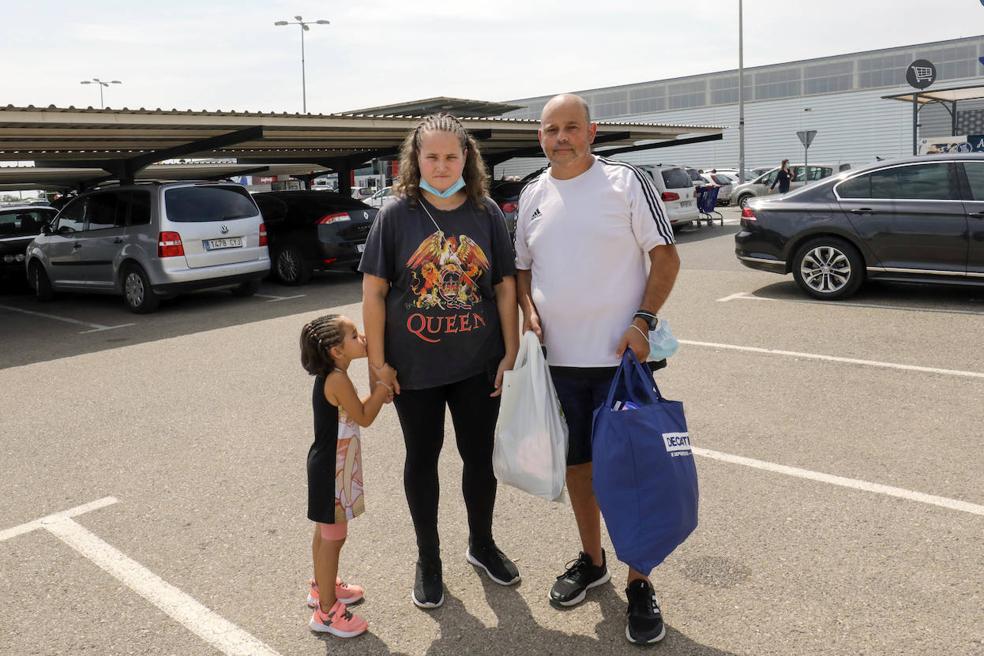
[615,244,681,359]
[516,269,542,341]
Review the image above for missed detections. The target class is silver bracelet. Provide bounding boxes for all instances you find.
[629,324,649,340]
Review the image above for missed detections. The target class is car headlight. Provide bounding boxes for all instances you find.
[2,255,13,263]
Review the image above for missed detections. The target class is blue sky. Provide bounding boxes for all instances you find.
[2,0,983,114]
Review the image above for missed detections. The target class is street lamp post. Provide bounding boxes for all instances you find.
[80,78,122,109]
[274,15,330,113]
[738,0,745,184]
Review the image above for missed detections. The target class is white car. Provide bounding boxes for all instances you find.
[639,165,699,228]
[364,186,397,209]
[698,173,735,205]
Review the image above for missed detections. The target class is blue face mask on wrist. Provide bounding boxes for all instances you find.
[419,177,466,199]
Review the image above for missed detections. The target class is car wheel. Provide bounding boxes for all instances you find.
[738,194,752,208]
[29,261,54,302]
[792,237,864,300]
[231,279,260,297]
[122,264,160,314]
[273,245,311,286]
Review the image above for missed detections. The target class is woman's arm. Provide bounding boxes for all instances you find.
[362,273,400,393]
[491,275,519,397]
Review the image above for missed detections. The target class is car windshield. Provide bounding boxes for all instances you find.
[661,168,693,189]
[164,186,258,222]
[0,209,55,237]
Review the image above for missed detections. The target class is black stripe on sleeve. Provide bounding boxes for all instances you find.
[597,157,674,244]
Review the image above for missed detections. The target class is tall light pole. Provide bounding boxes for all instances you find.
[80,78,122,109]
[275,16,330,113]
[738,0,745,183]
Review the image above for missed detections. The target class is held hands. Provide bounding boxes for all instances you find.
[369,362,400,400]
[616,320,651,362]
[490,352,517,398]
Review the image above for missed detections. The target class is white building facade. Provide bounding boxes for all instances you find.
[497,36,984,177]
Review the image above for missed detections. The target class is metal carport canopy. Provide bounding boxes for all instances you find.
[0,105,725,191]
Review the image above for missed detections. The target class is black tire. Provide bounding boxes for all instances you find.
[231,278,261,297]
[792,236,865,300]
[29,261,54,302]
[121,264,160,314]
[738,194,753,208]
[273,244,311,286]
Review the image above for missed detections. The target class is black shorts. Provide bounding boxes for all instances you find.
[550,360,665,467]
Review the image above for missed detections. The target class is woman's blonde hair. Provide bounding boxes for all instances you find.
[394,113,489,209]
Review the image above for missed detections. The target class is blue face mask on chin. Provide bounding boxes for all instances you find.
[419,177,466,199]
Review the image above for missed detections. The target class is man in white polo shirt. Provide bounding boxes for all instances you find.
[515,94,680,645]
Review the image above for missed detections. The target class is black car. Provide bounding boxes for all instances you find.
[735,154,984,300]
[0,206,58,282]
[253,191,378,285]
[490,168,547,239]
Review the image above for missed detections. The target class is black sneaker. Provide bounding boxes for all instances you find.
[549,550,610,607]
[411,559,444,609]
[466,544,521,586]
[625,579,666,645]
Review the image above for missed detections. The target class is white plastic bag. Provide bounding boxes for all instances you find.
[493,331,568,501]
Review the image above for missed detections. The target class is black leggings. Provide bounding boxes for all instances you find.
[393,370,500,564]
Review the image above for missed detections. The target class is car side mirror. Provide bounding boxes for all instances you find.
[42,224,53,235]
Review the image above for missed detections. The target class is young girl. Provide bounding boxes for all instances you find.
[299,314,395,638]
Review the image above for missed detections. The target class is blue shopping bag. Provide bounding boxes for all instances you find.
[591,350,698,575]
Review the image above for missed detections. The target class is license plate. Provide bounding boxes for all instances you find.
[205,237,243,250]
[357,243,366,253]
[679,201,693,207]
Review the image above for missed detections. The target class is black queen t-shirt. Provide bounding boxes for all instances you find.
[358,195,516,390]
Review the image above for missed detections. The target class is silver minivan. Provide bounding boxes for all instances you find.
[26,181,270,313]
[640,165,699,227]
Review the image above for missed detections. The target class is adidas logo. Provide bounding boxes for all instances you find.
[530,208,542,221]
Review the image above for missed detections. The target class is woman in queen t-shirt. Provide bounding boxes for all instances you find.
[358,113,520,609]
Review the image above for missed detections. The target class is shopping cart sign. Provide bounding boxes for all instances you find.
[906,59,937,90]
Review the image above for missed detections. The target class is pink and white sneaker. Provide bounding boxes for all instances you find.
[307,577,365,607]
[309,600,368,638]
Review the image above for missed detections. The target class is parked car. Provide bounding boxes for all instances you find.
[734,154,984,300]
[639,165,699,227]
[351,187,376,201]
[732,163,842,208]
[698,173,736,205]
[26,181,269,313]
[253,191,377,285]
[364,186,397,209]
[0,205,58,282]
[490,176,535,239]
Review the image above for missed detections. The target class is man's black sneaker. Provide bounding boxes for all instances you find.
[466,543,521,586]
[411,559,444,609]
[625,579,666,644]
[549,550,610,607]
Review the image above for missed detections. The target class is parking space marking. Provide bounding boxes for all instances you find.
[254,293,306,303]
[695,447,984,516]
[2,498,282,656]
[715,291,984,316]
[679,339,984,380]
[0,304,134,334]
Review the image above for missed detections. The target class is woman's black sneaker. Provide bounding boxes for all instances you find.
[466,543,521,586]
[411,559,444,609]
[549,550,611,607]
[625,579,666,644]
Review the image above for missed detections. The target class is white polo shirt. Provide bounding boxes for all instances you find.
[514,156,674,367]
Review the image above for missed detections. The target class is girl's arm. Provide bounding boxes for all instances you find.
[491,275,519,397]
[324,373,390,428]
[362,273,400,392]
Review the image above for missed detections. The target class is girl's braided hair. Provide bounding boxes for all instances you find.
[395,112,489,210]
[300,314,344,376]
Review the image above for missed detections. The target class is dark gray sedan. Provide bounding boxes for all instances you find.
[734,153,984,300]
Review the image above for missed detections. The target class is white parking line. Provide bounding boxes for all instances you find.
[679,339,984,380]
[0,304,134,334]
[2,498,282,656]
[254,293,306,302]
[694,447,984,516]
[715,291,984,316]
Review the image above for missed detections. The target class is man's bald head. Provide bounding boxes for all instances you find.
[541,94,591,125]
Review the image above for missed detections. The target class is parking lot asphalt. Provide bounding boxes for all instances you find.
[2,207,983,655]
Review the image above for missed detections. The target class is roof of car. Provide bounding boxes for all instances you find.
[0,204,57,211]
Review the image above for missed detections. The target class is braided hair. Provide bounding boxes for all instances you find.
[395,112,489,209]
[299,314,344,376]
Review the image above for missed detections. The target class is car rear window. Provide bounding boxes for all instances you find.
[661,169,693,189]
[164,185,258,222]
